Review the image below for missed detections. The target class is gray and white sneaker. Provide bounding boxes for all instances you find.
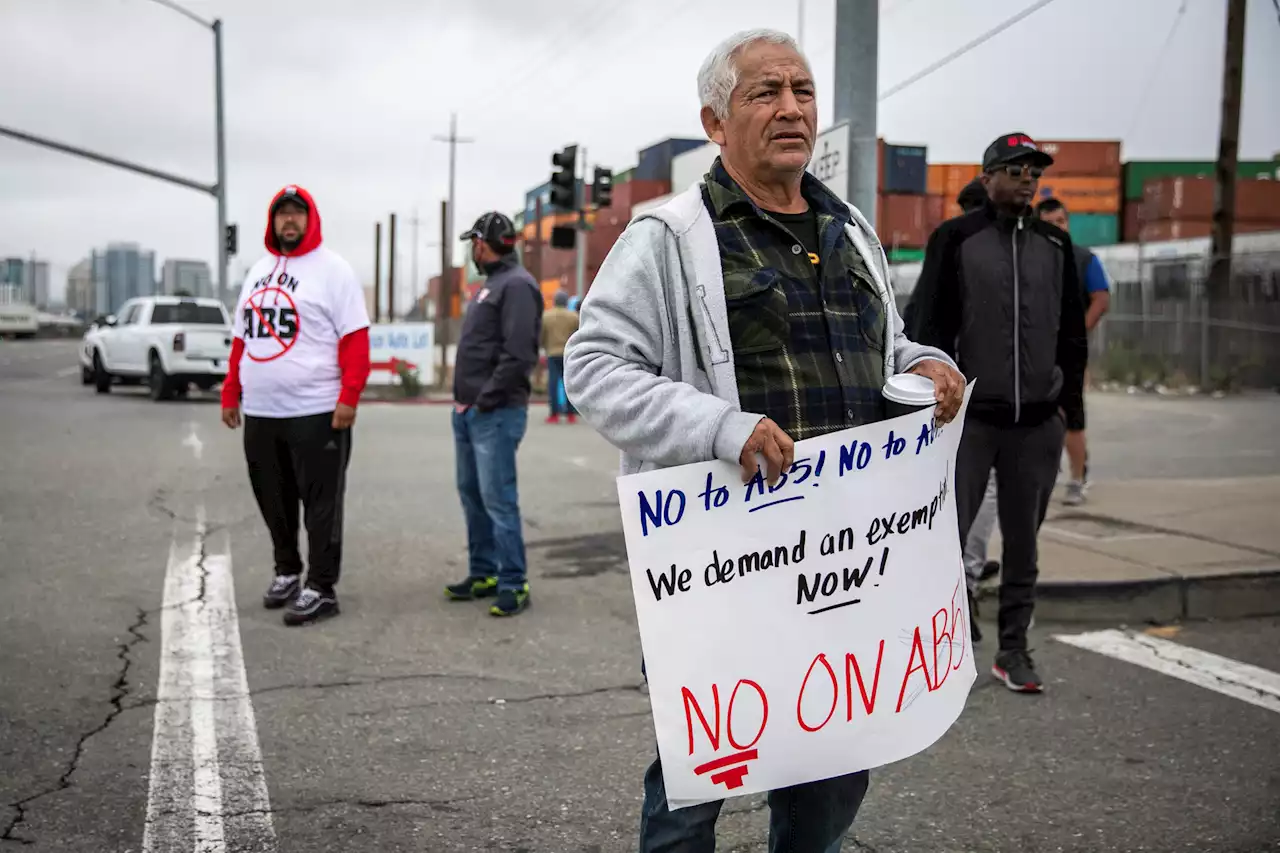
[283,587,339,626]
[263,574,301,609]
[1063,480,1087,506]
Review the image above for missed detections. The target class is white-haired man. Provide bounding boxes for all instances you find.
[565,29,965,853]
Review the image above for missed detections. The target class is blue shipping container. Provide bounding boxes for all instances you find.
[882,144,928,195]
[636,137,706,183]
[1068,213,1118,248]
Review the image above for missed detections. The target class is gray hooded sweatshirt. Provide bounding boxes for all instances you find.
[563,182,958,477]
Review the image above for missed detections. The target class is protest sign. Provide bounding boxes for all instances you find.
[616,385,976,809]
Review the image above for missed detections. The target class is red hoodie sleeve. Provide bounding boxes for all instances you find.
[337,327,371,408]
[221,337,245,409]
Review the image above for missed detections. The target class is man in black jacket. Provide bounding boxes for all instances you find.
[910,133,1088,692]
[446,211,544,617]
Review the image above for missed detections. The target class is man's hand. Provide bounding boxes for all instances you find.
[909,359,965,424]
[332,403,357,430]
[222,407,241,430]
[739,418,795,486]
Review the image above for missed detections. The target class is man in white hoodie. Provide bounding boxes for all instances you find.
[565,28,964,853]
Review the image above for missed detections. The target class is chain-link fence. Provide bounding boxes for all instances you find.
[1094,250,1280,390]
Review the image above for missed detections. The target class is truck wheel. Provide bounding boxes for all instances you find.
[80,365,93,385]
[93,352,111,394]
[149,353,174,401]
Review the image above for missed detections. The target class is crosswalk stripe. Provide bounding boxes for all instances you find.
[1054,628,1280,715]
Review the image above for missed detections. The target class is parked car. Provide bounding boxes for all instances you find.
[81,296,233,400]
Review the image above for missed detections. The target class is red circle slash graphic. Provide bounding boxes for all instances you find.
[243,287,300,362]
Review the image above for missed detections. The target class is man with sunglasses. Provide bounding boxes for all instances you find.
[910,133,1088,693]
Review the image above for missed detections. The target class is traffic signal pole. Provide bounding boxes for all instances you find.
[576,146,588,300]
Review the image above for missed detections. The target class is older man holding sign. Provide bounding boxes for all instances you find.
[565,28,970,853]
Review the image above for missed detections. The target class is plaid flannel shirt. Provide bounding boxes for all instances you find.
[703,158,887,441]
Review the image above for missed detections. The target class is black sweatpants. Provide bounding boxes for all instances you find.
[955,414,1065,651]
[244,412,353,594]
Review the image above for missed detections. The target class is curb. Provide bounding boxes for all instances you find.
[979,567,1280,624]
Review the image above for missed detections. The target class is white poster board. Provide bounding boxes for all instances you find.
[617,387,975,809]
[366,323,434,387]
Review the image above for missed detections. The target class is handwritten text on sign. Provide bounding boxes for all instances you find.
[617,386,976,809]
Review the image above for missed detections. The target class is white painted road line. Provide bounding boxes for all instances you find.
[1054,629,1280,715]
[142,523,277,852]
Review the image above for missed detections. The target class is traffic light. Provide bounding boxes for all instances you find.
[550,144,578,211]
[592,166,613,209]
[225,223,238,255]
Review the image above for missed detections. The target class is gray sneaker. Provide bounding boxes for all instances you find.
[1063,480,1086,506]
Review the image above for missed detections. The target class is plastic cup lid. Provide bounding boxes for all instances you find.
[882,373,937,406]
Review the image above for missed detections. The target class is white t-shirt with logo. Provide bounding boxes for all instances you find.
[233,246,370,418]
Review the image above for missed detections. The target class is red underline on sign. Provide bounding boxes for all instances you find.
[808,599,861,615]
[694,750,759,775]
[747,496,806,513]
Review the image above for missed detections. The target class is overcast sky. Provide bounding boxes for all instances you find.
[2,0,1278,309]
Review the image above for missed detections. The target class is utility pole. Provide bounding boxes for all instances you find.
[373,222,382,323]
[575,146,588,300]
[533,196,544,282]
[213,19,228,304]
[410,206,420,316]
[797,0,805,50]
[832,2,879,224]
[388,212,398,323]
[432,113,475,284]
[437,198,450,388]
[1205,0,1247,388]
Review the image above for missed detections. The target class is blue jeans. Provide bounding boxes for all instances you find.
[452,405,528,592]
[546,355,575,416]
[640,754,869,853]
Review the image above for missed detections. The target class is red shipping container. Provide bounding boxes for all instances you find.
[1143,176,1280,222]
[1139,219,1280,242]
[1122,201,1143,243]
[925,194,945,233]
[611,178,671,216]
[1039,140,1122,178]
[876,193,930,248]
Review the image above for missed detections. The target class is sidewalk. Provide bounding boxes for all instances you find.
[984,476,1280,622]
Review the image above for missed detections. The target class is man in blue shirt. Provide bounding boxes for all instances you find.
[1036,198,1111,505]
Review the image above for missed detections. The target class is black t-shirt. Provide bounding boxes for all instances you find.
[768,208,822,271]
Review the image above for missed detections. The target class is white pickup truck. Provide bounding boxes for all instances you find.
[82,296,233,400]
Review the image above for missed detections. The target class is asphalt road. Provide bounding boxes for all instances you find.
[1,340,1278,853]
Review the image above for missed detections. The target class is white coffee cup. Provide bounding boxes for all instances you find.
[882,373,937,419]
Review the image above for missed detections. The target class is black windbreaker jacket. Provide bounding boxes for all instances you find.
[908,202,1088,427]
[453,255,544,411]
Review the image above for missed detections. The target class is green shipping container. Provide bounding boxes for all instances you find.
[1068,213,1118,247]
[1122,160,1278,201]
[887,247,925,263]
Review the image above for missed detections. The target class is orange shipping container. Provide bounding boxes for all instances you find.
[1139,219,1280,243]
[926,164,981,202]
[1039,140,1122,178]
[1033,176,1120,214]
[1143,176,1280,222]
[876,193,930,249]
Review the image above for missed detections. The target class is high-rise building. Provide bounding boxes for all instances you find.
[161,259,212,298]
[26,261,50,309]
[92,243,156,315]
[66,258,95,317]
[1,258,24,296]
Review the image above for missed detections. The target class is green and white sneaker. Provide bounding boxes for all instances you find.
[489,584,530,617]
[445,576,498,601]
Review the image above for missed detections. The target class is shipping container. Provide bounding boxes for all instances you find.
[1039,140,1122,178]
[1143,176,1280,222]
[610,178,670,216]
[880,143,928,195]
[876,194,930,248]
[887,247,926,263]
[925,194,945,233]
[671,142,718,194]
[1122,160,1277,201]
[1139,219,1280,243]
[636,137,707,183]
[1067,213,1118,248]
[1122,201,1143,243]
[1033,175,1121,214]
[926,163,981,201]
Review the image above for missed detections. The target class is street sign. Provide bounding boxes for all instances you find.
[367,323,434,387]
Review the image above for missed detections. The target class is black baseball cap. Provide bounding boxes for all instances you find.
[271,186,309,215]
[982,133,1054,171]
[460,211,517,252]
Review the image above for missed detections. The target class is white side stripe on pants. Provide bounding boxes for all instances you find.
[1054,629,1280,715]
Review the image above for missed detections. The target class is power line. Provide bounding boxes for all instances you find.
[878,0,1060,101]
[1124,0,1189,140]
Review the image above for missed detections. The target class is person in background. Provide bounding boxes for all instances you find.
[911,133,1088,694]
[541,290,580,424]
[908,176,1000,643]
[565,27,963,852]
[221,185,371,627]
[1035,197,1111,505]
[445,211,543,617]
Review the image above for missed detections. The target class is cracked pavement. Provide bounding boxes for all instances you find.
[2,343,1279,851]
